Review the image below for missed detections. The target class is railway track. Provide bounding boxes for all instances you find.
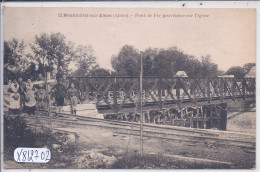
[25,113,255,149]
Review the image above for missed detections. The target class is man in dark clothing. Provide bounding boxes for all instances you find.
[52,78,67,115]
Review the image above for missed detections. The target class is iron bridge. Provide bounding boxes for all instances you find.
[65,76,255,113]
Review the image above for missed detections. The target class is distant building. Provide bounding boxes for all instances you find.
[244,66,256,78]
[175,71,188,77]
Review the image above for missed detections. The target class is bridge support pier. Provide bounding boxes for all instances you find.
[103,103,228,130]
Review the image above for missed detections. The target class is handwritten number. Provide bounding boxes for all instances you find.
[45,150,50,161]
[22,151,27,161]
[15,148,50,162]
[17,149,23,161]
[34,150,39,160]
[41,152,45,160]
[29,150,34,162]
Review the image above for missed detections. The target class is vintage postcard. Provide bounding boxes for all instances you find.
[2,6,256,170]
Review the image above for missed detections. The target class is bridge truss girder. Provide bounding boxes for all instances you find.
[67,77,255,113]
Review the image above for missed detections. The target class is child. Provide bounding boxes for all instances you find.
[68,83,79,116]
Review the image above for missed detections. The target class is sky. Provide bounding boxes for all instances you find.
[3,7,256,72]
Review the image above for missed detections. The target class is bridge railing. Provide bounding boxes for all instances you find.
[57,76,255,113]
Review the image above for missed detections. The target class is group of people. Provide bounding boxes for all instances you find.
[7,77,41,116]
[7,73,81,117]
[52,75,81,116]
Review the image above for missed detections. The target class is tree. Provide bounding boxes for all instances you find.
[111,45,140,76]
[199,55,219,78]
[4,39,29,82]
[72,45,98,76]
[111,45,221,78]
[22,62,46,81]
[90,68,111,76]
[142,48,158,76]
[152,47,207,78]
[185,56,202,78]
[30,32,75,75]
[153,49,177,77]
[225,66,246,78]
[217,70,225,76]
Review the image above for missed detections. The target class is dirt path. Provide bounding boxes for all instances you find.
[22,110,256,169]
[65,123,255,169]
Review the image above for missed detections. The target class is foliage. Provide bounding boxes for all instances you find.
[4,115,79,168]
[5,35,255,80]
[4,39,29,81]
[90,68,111,76]
[4,33,97,82]
[111,45,220,78]
[225,62,255,78]
[72,45,98,76]
[22,62,46,81]
[142,48,158,76]
[111,45,140,76]
[225,66,246,78]
[200,55,219,78]
[30,33,75,74]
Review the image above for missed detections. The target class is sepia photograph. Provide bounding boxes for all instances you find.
[2,6,256,169]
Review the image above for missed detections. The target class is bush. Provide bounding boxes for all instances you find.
[4,115,78,168]
[4,116,46,158]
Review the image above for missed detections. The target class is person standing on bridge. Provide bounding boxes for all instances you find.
[52,78,67,116]
[68,83,80,116]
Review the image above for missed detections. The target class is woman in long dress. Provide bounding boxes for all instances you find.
[24,79,37,116]
[8,79,20,115]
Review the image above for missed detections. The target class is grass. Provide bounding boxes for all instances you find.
[4,115,79,168]
[111,152,232,169]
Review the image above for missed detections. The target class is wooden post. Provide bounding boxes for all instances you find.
[207,79,211,104]
[196,108,200,129]
[219,105,227,130]
[158,79,162,110]
[176,79,181,108]
[203,106,207,129]
[193,81,197,106]
[242,78,246,100]
[85,78,89,102]
[78,78,82,101]
[232,79,236,99]
[113,78,118,113]
[210,105,213,128]
[220,78,224,102]
[140,52,144,156]
[45,71,52,129]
